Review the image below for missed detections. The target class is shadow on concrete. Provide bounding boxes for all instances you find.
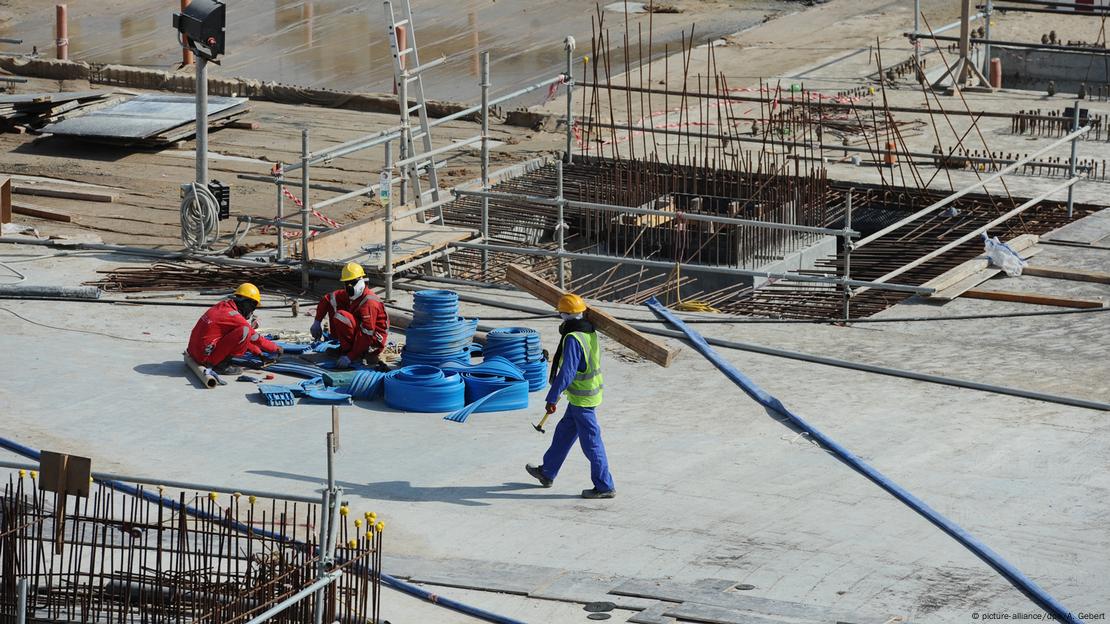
[134,360,207,389]
[248,469,580,506]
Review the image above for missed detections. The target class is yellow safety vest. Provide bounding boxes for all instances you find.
[560,331,603,408]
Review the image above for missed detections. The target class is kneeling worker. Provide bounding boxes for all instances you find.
[526,293,616,499]
[311,262,389,368]
[187,283,282,374]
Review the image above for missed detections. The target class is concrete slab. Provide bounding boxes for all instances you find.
[1,246,1108,622]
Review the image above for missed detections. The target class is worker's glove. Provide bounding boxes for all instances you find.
[250,316,260,330]
[336,355,352,369]
[545,402,558,415]
[310,320,323,341]
[275,345,285,355]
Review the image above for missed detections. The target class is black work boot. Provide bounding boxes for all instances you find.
[212,360,243,375]
[580,488,616,499]
[525,464,553,488]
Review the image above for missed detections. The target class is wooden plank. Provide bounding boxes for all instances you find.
[306,212,411,262]
[12,185,117,203]
[922,234,1039,294]
[962,289,1105,308]
[11,201,72,222]
[1021,265,1110,285]
[504,264,678,368]
[928,246,1044,301]
[0,176,10,224]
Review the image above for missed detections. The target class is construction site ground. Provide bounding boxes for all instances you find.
[3,0,1110,622]
[1,238,1108,623]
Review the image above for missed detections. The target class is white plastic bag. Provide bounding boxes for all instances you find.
[981,232,1027,277]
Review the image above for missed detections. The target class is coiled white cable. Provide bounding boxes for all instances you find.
[180,182,221,252]
[179,183,250,255]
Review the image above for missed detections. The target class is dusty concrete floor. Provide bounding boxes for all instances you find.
[3,2,1110,623]
[0,236,1107,622]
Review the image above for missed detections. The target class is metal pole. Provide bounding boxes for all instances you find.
[276,176,285,261]
[384,141,394,300]
[842,189,853,322]
[1068,101,1080,217]
[913,0,921,65]
[399,71,409,207]
[983,0,993,78]
[55,4,68,61]
[196,56,208,185]
[181,0,194,66]
[564,37,574,164]
[480,51,490,278]
[301,128,310,288]
[556,159,566,289]
[16,578,28,624]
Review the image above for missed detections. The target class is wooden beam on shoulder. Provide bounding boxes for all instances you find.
[505,264,678,368]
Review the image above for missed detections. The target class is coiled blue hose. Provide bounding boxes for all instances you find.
[461,373,530,413]
[384,366,466,412]
[402,290,478,367]
[483,327,548,391]
[645,297,1083,624]
[441,356,526,382]
[0,436,526,624]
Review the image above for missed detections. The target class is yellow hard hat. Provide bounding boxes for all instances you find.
[557,293,587,314]
[340,262,366,282]
[234,282,261,303]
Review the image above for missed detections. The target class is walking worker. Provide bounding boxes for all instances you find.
[311,262,389,369]
[187,283,282,374]
[526,293,616,499]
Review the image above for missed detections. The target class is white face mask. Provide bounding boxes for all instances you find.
[560,312,583,321]
[349,278,367,298]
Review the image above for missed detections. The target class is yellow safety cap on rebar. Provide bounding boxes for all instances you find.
[368,512,377,520]
[18,469,26,478]
[584,55,590,63]
[376,521,385,532]
[348,539,358,549]
[354,519,362,528]
[249,495,257,505]
[30,471,37,479]
[208,492,219,502]
[233,492,242,499]
[339,505,349,516]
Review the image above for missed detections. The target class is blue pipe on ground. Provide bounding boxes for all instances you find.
[0,436,527,624]
[645,297,1083,624]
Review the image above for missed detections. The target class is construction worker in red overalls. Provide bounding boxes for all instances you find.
[311,262,389,368]
[187,283,282,374]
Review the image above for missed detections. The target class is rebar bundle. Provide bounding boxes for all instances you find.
[0,473,383,624]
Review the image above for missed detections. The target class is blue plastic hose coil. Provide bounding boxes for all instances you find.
[384,365,466,412]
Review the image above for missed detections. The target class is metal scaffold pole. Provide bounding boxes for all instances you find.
[301,128,310,288]
[556,159,566,289]
[842,189,853,322]
[565,36,575,164]
[384,141,394,300]
[480,51,491,278]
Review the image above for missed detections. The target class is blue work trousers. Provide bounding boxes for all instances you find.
[542,405,615,492]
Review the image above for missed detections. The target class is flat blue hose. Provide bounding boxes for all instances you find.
[341,370,388,401]
[0,436,526,624]
[645,297,1083,623]
[483,327,548,391]
[461,373,529,412]
[442,356,526,382]
[384,366,466,412]
[402,290,478,367]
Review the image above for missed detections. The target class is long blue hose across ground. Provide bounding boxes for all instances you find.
[645,297,1083,623]
[0,436,527,624]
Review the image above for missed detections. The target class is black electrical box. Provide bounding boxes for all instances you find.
[208,180,230,220]
[172,0,226,61]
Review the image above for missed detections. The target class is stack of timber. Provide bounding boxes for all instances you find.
[0,91,119,134]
